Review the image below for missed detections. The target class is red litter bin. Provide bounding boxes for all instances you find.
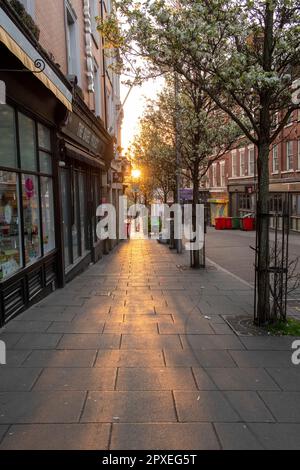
[224,217,232,229]
[215,217,225,230]
[242,217,255,231]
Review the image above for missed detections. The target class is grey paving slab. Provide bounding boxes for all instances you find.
[0,333,23,348]
[173,391,239,422]
[229,350,293,368]
[14,310,76,322]
[0,424,111,450]
[3,321,52,333]
[164,349,237,368]
[23,350,97,368]
[266,367,300,391]
[116,368,197,391]
[104,323,158,334]
[248,423,300,450]
[38,295,86,307]
[0,391,86,424]
[111,423,220,450]
[0,368,42,391]
[158,321,214,335]
[207,368,279,391]
[240,336,298,351]
[47,322,105,334]
[34,368,117,391]
[259,391,300,422]
[95,350,165,368]
[210,323,235,334]
[12,334,62,350]
[4,350,31,367]
[121,334,182,350]
[224,391,275,422]
[181,335,244,351]
[81,391,177,423]
[191,369,217,390]
[57,334,121,350]
[214,423,263,450]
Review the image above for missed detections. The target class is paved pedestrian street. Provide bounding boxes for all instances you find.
[0,240,300,450]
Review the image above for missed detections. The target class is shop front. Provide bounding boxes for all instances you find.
[228,184,256,218]
[269,182,300,233]
[0,1,72,324]
[208,194,229,226]
[58,93,113,282]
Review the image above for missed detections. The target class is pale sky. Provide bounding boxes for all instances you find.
[120,77,164,154]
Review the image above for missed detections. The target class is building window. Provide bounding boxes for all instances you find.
[90,0,99,38]
[65,1,81,85]
[220,161,225,187]
[231,151,237,177]
[240,149,245,176]
[272,145,279,173]
[286,141,293,171]
[0,105,55,281]
[212,163,217,187]
[248,146,255,176]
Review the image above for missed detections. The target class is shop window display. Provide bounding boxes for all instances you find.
[22,174,41,265]
[0,172,22,280]
[41,177,55,254]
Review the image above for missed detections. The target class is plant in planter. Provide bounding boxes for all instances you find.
[10,0,40,40]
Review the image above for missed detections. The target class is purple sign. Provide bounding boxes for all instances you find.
[180,188,193,201]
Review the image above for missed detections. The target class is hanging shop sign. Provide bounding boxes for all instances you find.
[113,172,123,184]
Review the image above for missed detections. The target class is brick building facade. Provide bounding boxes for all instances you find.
[206,110,300,232]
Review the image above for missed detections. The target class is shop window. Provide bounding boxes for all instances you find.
[22,174,41,265]
[60,169,72,268]
[39,151,52,175]
[41,177,55,254]
[18,113,37,171]
[79,172,88,254]
[291,195,300,216]
[0,172,22,280]
[72,172,80,261]
[0,105,17,168]
[38,124,51,151]
[0,105,55,280]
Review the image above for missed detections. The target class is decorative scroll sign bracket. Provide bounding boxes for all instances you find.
[0,58,46,74]
[0,59,46,105]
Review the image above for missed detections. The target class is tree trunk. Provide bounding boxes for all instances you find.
[256,142,271,325]
[191,168,201,268]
